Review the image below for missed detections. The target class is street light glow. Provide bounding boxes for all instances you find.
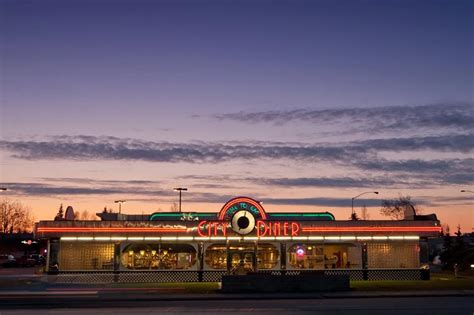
[173,187,188,192]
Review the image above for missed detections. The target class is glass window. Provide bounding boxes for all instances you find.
[204,243,227,269]
[367,242,419,268]
[288,244,360,269]
[59,242,114,270]
[288,244,325,269]
[257,243,279,269]
[121,243,197,270]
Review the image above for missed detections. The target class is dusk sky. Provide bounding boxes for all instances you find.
[1,0,473,232]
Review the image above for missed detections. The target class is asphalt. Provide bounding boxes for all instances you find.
[1,269,473,309]
[2,296,474,315]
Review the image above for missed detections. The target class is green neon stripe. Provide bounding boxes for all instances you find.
[269,213,335,220]
[149,213,216,220]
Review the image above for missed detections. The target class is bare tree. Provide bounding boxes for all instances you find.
[361,205,370,220]
[170,202,179,212]
[82,210,90,220]
[380,194,420,220]
[74,211,81,220]
[75,210,95,220]
[0,200,34,233]
[441,223,450,236]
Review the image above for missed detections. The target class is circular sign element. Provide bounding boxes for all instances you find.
[231,210,256,235]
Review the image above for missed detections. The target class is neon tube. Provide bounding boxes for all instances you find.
[302,226,441,232]
[37,227,188,233]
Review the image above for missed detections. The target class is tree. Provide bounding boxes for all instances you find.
[454,224,464,250]
[440,224,452,266]
[55,204,64,220]
[361,205,370,220]
[350,212,360,221]
[0,200,34,233]
[380,194,419,220]
[170,202,179,212]
[82,210,90,220]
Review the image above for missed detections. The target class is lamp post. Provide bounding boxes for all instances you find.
[173,187,188,213]
[351,191,379,217]
[114,200,126,213]
[460,190,474,194]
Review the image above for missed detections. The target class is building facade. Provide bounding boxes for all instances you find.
[35,197,441,282]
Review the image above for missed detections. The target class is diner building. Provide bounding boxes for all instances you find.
[35,197,441,282]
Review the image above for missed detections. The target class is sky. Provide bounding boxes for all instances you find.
[0,0,473,232]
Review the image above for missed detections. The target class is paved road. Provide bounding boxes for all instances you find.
[1,297,473,315]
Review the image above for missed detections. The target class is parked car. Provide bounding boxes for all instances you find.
[29,254,45,265]
[0,254,16,267]
[17,255,36,267]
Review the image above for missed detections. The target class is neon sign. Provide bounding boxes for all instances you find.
[218,197,267,220]
[257,221,300,237]
[197,221,228,237]
[196,220,301,237]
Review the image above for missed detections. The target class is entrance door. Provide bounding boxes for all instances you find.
[227,243,256,275]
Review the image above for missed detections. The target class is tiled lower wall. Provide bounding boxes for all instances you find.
[53,269,423,283]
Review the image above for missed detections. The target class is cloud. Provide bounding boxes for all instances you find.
[1,134,472,186]
[1,134,472,164]
[214,103,474,134]
[355,158,474,179]
[356,134,474,153]
[40,177,162,186]
[261,197,382,208]
[2,182,175,197]
[0,135,360,164]
[257,176,425,188]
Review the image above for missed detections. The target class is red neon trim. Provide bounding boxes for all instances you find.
[218,197,267,220]
[301,226,441,233]
[37,227,188,233]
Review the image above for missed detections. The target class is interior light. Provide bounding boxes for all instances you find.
[296,247,305,257]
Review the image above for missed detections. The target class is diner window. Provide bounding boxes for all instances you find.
[204,243,227,269]
[257,243,279,269]
[367,242,419,268]
[121,244,197,270]
[288,244,361,269]
[59,242,114,270]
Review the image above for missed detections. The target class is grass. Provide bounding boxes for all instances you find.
[2,270,472,294]
[110,281,220,293]
[351,273,474,291]
[109,272,474,293]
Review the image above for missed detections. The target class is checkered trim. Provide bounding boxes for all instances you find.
[202,271,227,282]
[368,269,422,280]
[54,269,423,283]
[119,271,199,283]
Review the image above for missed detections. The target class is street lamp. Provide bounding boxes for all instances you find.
[351,191,379,216]
[114,200,126,213]
[173,187,188,213]
[460,190,474,193]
